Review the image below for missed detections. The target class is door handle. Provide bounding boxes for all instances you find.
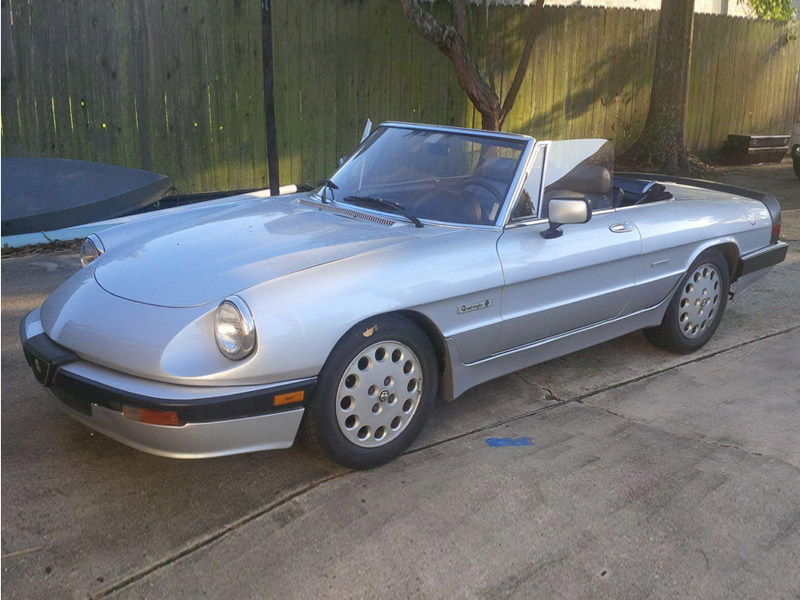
[609,222,634,233]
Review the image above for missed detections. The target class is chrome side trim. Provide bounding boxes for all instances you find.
[615,200,673,211]
[446,294,672,400]
[479,296,664,364]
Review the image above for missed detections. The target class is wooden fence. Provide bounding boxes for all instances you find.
[1,0,270,193]
[2,0,799,193]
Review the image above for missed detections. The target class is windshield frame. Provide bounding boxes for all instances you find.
[310,122,535,229]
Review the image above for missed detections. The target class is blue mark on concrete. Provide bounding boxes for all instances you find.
[485,437,534,448]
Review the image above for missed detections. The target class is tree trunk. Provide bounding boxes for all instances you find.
[481,110,501,131]
[618,0,701,175]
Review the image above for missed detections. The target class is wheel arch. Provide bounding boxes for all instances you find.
[713,241,741,281]
[395,310,455,402]
[322,309,455,403]
[686,239,741,282]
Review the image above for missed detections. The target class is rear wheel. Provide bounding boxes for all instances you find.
[644,249,730,354]
[303,314,438,469]
[793,154,800,179]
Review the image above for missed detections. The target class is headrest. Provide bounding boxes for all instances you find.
[546,163,612,196]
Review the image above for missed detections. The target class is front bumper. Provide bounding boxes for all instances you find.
[20,309,315,458]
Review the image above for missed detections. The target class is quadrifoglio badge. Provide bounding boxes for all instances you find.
[457,299,492,314]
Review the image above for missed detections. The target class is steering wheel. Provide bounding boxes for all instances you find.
[455,178,505,204]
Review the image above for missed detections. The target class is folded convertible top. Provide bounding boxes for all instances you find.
[615,172,781,225]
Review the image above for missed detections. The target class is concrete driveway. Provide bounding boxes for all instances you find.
[2,166,798,599]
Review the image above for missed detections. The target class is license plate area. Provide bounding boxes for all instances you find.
[50,386,93,416]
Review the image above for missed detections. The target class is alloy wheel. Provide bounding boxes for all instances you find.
[335,341,423,448]
[678,263,722,339]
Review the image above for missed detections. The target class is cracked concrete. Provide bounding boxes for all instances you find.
[583,328,800,469]
[2,166,799,598]
[111,327,800,599]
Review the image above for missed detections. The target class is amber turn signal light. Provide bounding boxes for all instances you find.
[274,390,304,406]
[122,405,184,427]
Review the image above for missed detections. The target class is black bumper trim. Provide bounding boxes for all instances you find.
[21,326,79,387]
[21,329,316,423]
[51,370,316,423]
[735,243,789,278]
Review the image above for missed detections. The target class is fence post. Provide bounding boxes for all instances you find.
[260,0,280,194]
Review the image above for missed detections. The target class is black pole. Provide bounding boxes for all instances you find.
[260,0,280,196]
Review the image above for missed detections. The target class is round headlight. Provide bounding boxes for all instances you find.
[80,235,104,267]
[214,296,256,360]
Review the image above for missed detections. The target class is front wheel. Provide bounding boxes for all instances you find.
[644,249,730,354]
[303,314,439,469]
[793,154,800,179]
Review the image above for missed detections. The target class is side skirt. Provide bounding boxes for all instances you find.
[445,296,671,400]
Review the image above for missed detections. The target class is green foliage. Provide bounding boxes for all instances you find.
[743,0,796,21]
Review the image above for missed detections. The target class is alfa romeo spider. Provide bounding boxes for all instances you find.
[21,122,787,468]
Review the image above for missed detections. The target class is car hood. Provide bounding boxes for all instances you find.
[93,197,419,307]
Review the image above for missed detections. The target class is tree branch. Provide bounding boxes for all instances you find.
[499,0,545,126]
[452,0,469,46]
[398,0,452,53]
[400,0,502,129]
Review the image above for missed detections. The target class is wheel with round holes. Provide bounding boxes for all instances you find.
[302,314,438,469]
[644,248,730,354]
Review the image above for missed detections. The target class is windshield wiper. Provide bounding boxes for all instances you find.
[343,196,424,228]
[317,179,338,203]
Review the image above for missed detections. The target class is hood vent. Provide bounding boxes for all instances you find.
[298,199,397,227]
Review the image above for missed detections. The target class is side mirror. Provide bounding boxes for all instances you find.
[541,198,592,239]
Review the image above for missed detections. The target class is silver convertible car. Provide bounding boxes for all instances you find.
[21,122,787,469]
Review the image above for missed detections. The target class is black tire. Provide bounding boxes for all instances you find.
[644,248,730,354]
[793,154,800,179]
[302,314,439,470]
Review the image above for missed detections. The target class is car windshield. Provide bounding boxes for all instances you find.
[323,126,527,226]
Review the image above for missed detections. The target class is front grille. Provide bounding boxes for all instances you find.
[298,199,397,226]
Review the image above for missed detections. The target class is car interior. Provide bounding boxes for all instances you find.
[344,156,521,226]
[612,176,674,207]
[329,128,673,227]
[327,127,527,226]
[516,167,674,220]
